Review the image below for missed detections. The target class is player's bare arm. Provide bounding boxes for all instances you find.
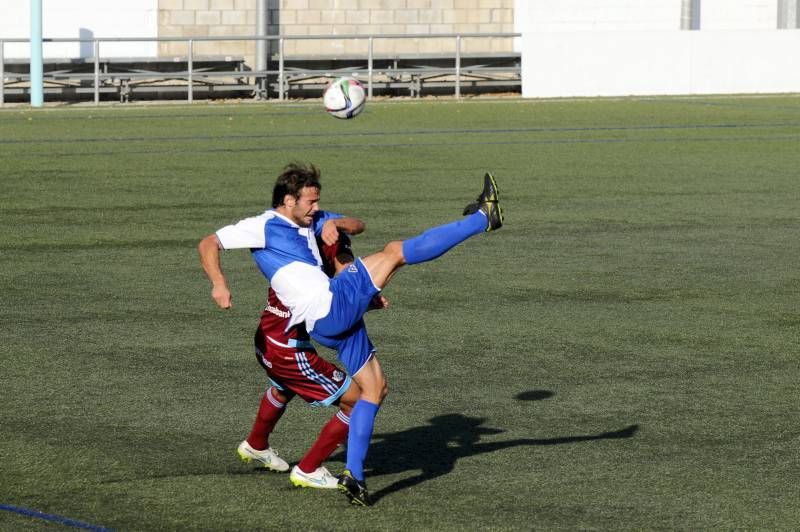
[198,233,232,309]
[334,216,365,235]
[321,217,365,245]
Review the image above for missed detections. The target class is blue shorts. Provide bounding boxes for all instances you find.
[311,257,379,375]
[311,319,375,376]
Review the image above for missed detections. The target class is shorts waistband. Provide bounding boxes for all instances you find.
[266,335,314,350]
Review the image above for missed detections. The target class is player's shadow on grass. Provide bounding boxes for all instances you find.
[350,391,638,503]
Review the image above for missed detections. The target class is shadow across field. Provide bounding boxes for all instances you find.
[350,390,638,503]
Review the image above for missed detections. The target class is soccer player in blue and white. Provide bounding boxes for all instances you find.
[199,162,503,506]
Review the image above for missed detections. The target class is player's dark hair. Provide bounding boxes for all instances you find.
[272,162,322,207]
[335,232,354,265]
[319,232,354,278]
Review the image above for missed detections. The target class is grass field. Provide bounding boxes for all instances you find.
[1,95,799,530]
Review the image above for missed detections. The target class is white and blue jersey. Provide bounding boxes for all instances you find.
[215,209,344,331]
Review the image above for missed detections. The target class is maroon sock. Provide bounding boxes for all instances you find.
[298,410,350,473]
[246,387,286,450]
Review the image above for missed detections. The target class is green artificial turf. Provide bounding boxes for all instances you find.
[1,95,799,530]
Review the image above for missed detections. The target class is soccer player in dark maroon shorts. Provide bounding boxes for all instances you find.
[237,233,387,489]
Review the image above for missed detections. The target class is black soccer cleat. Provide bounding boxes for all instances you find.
[337,469,372,507]
[462,172,503,231]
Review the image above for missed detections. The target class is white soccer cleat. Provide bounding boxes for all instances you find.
[237,440,289,472]
[289,465,339,489]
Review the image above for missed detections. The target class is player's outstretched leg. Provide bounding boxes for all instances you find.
[400,172,503,266]
[362,173,503,290]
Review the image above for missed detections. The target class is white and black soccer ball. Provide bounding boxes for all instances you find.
[323,77,366,119]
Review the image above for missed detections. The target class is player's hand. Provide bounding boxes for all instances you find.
[212,285,232,309]
[321,220,340,246]
[368,294,389,311]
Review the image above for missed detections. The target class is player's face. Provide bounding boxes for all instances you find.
[290,186,320,227]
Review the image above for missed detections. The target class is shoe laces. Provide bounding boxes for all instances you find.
[265,447,280,458]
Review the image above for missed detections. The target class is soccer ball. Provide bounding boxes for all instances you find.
[323,77,366,119]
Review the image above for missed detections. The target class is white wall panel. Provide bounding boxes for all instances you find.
[701,0,778,29]
[1,0,158,59]
[514,0,681,32]
[514,0,783,32]
[521,30,800,97]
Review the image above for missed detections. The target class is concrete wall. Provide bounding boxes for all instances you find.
[157,0,257,59]
[521,29,800,98]
[1,0,514,67]
[156,0,515,63]
[275,0,514,56]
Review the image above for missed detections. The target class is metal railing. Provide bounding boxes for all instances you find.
[0,32,521,106]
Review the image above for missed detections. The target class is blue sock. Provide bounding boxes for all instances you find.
[401,211,487,265]
[346,399,380,481]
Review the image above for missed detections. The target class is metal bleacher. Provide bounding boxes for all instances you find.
[0,33,521,105]
[0,55,250,103]
[275,51,521,99]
